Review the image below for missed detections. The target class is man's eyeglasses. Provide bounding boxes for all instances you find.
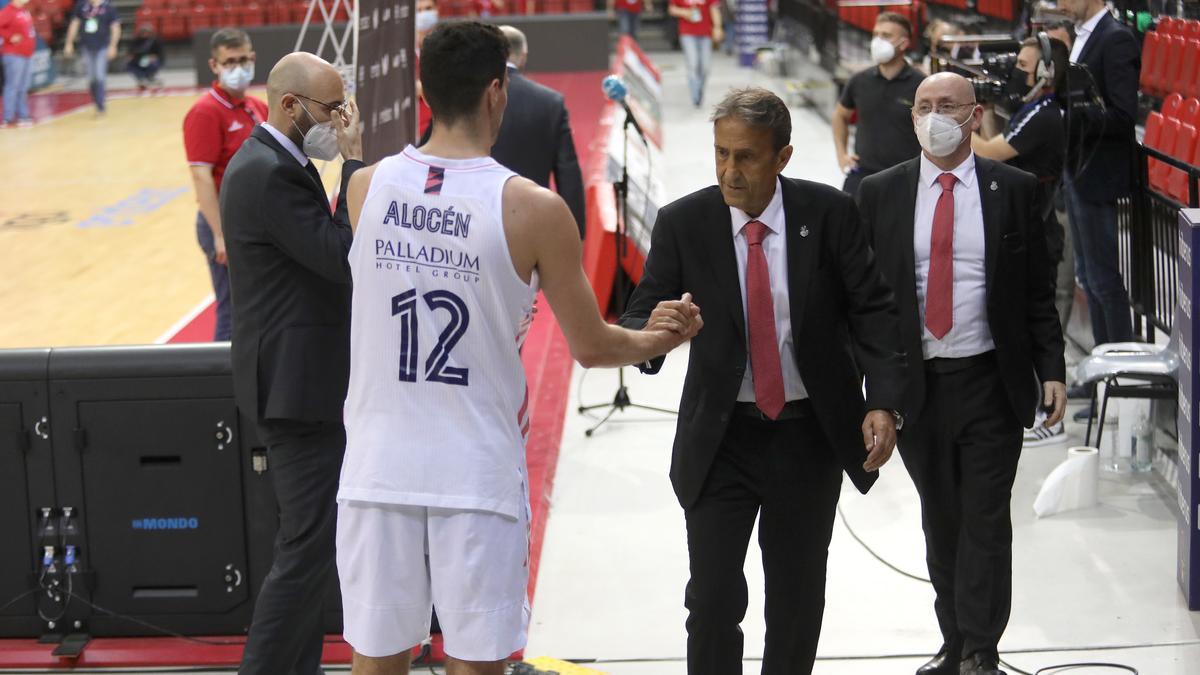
[216,55,256,68]
[292,93,348,117]
[911,102,978,116]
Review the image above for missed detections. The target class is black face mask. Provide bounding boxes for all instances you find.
[999,67,1034,114]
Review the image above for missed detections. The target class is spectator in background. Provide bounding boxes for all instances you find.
[182,28,266,341]
[669,0,723,108]
[1058,0,1138,365]
[610,0,653,41]
[0,0,35,128]
[494,25,587,237]
[832,11,924,197]
[971,34,1070,447]
[64,0,121,117]
[127,24,164,92]
[415,0,438,139]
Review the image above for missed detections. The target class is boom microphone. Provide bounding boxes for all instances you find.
[601,75,646,139]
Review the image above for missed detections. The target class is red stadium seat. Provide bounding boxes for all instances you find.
[1140,31,1163,95]
[142,0,170,8]
[167,0,191,9]
[1164,35,1187,97]
[1181,97,1200,129]
[1183,39,1200,99]
[291,2,312,23]
[134,6,161,33]
[1153,117,1181,193]
[567,0,592,11]
[1160,17,1180,36]
[239,4,266,26]
[1164,92,1185,120]
[1169,123,1198,204]
[159,8,189,40]
[267,2,292,24]
[189,5,217,33]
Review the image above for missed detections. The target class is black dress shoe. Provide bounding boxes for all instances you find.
[916,645,960,675]
[959,652,1007,675]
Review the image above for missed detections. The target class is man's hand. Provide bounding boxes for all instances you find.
[11,34,23,44]
[837,151,859,174]
[334,99,363,162]
[1042,381,1067,426]
[712,26,724,44]
[64,43,75,59]
[643,293,703,353]
[861,409,897,472]
[645,293,701,334]
[213,236,228,266]
[106,45,117,61]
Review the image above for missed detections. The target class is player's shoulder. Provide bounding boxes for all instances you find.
[503,175,564,216]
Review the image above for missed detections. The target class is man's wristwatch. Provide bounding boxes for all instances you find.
[890,409,904,431]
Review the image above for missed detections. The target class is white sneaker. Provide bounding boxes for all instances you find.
[1024,420,1067,447]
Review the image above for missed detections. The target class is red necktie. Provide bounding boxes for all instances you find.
[925,173,957,339]
[744,220,786,420]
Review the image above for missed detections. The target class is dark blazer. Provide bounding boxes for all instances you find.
[492,67,587,237]
[857,156,1066,429]
[220,125,364,426]
[620,177,908,508]
[1066,11,1140,198]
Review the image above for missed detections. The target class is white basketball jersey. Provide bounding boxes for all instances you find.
[339,145,539,519]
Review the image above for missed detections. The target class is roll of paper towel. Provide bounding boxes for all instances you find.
[1033,446,1100,518]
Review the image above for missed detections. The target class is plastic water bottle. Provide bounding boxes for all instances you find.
[1131,419,1153,473]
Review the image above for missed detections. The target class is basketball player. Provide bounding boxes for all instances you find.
[337,22,702,675]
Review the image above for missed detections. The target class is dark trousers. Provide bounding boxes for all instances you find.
[901,356,1023,662]
[196,212,232,341]
[240,422,345,675]
[1063,178,1133,345]
[684,411,842,675]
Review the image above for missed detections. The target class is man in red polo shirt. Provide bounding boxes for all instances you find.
[609,0,652,41]
[183,27,267,341]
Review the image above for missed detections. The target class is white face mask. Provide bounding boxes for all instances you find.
[294,101,340,161]
[219,64,254,93]
[415,9,438,32]
[914,111,972,157]
[870,36,897,64]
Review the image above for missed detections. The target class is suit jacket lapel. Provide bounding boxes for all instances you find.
[780,179,815,337]
[975,157,1002,289]
[252,126,325,195]
[898,159,922,342]
[1077,12,1110,64]
[703,191,746,339]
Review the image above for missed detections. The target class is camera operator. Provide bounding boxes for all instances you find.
[1058,0,1139,356]
[971,33,1071,445]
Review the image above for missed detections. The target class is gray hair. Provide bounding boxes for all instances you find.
[709,87,791,151]
[500,25,527,56]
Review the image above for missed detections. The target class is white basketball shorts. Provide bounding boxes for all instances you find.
[335,499,531,662]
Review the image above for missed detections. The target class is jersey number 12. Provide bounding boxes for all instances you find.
[392,288,470,386]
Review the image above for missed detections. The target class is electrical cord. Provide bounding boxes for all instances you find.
[835,506,1148,674]
[0,587,41,614]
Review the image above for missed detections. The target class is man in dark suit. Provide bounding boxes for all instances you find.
[620,87,908,675]
[857,73,1067,675]
[1059,0,1139,352]
[494,25,586,237]
[219,52,364,675]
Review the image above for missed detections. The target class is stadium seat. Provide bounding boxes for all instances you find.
[1181,97,1200,130]
[1164,35,1187,97]
[267,2,292,24]
[1164,92,1185,120]
[159,8,189,41]
[1185,19,1200,41]
[1160,17,1180,36]
[1169,123,1198,204]
[1184,39,1200,99]
[1152,117,1181,194]
[134,6,160,33]
[1141,31,1163,96]
[291,2,312,23]
[189,5,216,33]
[1145,111,1165,191]
[238,4,266,26]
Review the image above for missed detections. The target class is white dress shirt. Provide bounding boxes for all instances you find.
[914,152,995,360]
[731,178,808,402]
[1070,5,1109,63]
[261,122,309,166]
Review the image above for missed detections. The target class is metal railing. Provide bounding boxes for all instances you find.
[1119,144,1200,341]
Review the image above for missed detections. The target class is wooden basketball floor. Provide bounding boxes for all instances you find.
[0,87,347,349]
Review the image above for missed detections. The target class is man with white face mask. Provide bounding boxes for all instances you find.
[832,11,924,197]
[183,28,267,341]
[219,51,363,675]
[857,73,1066,675]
